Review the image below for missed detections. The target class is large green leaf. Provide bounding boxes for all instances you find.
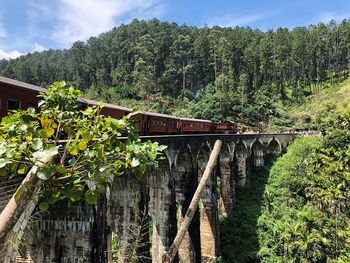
[0,145,6,156]
[39,202,49,211]
[31,139,43,151]
[32,145,59,162]
[84,190,99,204]
[36,166,56,180]
[0,158,12,168]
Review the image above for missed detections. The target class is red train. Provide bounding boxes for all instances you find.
[0,76,238,134]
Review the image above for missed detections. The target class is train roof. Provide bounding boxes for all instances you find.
[78,97,132,112]
[180,117,212,123]
[0,76,47,93]
[0,76,212,124]
[132,111,180,119]
[0,76,131,112]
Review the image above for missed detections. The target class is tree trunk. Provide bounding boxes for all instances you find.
[162,140,222,263]
[0,156,55,246]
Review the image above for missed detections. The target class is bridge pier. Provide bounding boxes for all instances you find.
[148,158,175,263]
[174,148,198,263]
[0,134,295,263]
[219,143,234,216]
[198,145,219,262]
[235,140,250,187]
[109,176,145,263]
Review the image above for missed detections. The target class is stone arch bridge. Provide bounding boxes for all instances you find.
[0,133,295,263]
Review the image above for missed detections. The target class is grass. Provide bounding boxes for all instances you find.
[268,78,350,132]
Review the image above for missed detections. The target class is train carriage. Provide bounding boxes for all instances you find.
[0,76,238,135]
[131,111,180,134]
[213,122,238,134]
[0,76,45,119]
[180,118,212,133]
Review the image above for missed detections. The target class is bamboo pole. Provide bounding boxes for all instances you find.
[162,140,222,263]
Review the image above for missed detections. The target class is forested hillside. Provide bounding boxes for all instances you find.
[1,17,349,262]
[220,104,350,262]
[1,18,350,126]
[268,77,350,132]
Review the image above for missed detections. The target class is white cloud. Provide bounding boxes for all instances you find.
[318,11,350,24]
[0,43,46,60]
[52,0,164,47]
[32,42,47,52]
[0,49,23,60]
[207,13,266,28]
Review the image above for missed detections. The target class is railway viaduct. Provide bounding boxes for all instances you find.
[0,133,295,263]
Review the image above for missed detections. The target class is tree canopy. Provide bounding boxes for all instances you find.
[1,19,350,124]
[258,110,350,262]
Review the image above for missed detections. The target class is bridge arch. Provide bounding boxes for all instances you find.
[267,137,282,155]
[219,143,234,216]
[162,149,173,168]
[174,146,193,205]
[174,147,198,262]
[234,140,249,187]
[250,139,265,167]
[235,140,248,157]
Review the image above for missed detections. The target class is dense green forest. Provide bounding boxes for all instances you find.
[1,18,349,262]
[221,107,350,262]
[1,18,350,127]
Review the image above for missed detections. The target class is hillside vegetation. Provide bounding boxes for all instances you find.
[268,78,350,132]
[0,18,349,262]
[1,19,350,127]
[221,107,350,262]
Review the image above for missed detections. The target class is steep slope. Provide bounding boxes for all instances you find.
[268,78,350,132]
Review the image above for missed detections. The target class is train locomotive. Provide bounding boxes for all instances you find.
[0,76,237,134]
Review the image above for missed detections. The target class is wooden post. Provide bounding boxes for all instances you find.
[162,140,222,263]
[0,155,55,245]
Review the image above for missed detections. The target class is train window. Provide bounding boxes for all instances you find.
[7,99,21,111]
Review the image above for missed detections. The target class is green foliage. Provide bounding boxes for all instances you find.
[193,84,241,122]
[0,81,166,209]
[2,19,350,126]
[220,166,270,263]
[269,78,350,132]
[258,117,350,262]
[257,137,323,261]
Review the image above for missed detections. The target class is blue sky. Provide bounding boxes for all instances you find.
[1,0,350,59]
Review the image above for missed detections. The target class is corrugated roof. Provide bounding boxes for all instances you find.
[180,117,211,123]
[133,111,180,119]
[0,76,47,92]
